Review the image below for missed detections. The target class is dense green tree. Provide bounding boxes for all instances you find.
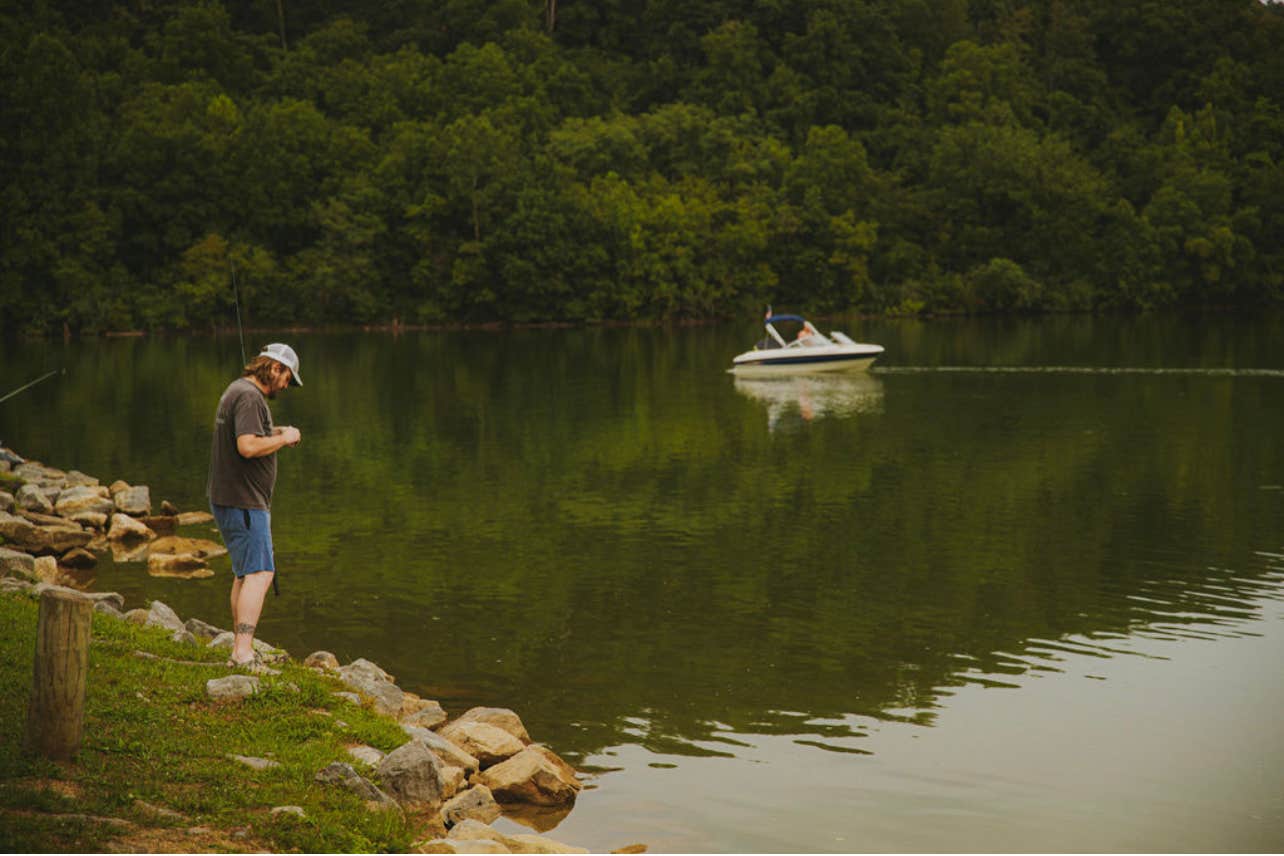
[3,0,1284,333]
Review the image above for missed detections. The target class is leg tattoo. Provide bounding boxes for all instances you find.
[235,622,257,635]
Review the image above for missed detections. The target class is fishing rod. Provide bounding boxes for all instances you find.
[0,368,63,405]
[230,253,247,366]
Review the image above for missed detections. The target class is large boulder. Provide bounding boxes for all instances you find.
[440,785,502,828]
[402,728,480,775]
[315,762,398,807]
[378,740,458,806]
[149,535,227,558]
[114,485,151,516]
[401,695,448,729]
[0,546,35,578]
[54,486,113,517]
[206,674,260,701]
[59,548,98,570]
[145,600,184,632]
[147,553,212,577]
[108,513,155,543]
[338,663,405,718]
[438,720,525,769]
[0,513,92,554]
[33,556,59,583]
[454,707,531,745]
[476,746,581,807]
[15,484,53,514]
[185,618,224,640]
[0,490,12,512]
[62,470,99,488]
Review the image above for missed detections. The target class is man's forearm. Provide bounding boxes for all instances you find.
[236,432,292,458]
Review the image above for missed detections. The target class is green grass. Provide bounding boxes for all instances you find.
[0,590,429,852]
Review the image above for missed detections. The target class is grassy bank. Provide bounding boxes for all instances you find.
[0,589,431,853]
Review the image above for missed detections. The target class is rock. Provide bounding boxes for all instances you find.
[347,745,386,767]
[404,728,480,775]
[110,540,150,563]
[332,691,362,705]
[161,500,179,516]
[0,510,38,545]
[147,553,209,573]
[0,511,91,554]
[123,608,149,625]
[455,707,532,745]
[59,547,98,569]
[63,470,99,488]
[15,484,53,514]
[145,600,184,632]
[0,490,11,512]
[304,650,340,670]
[176,511,214,526]
[476,746,581,807]
[54,486,114,517]
[108,480,130,495]
[418,840,510,854]
[114,485,151,516]
[108,513,155,542]
[439,720,525,769]
[170,629,198,645]
[403,702,449,730]
[441,785,502,828]
[443,820,587,853]
[228,754,280,770]
[206,675,260,701]
[69,511,108,530]
[270,806,306,819]
[150,536,227,558]
[505,834,590,854]
[82,590,126,609]
[0,546,35,578]
[133,799,185,822]
[1,576,34,594]
[141,515,178,535]
[33,555,59,583]
[314,762,397,806]
[184,618,224,640]
[345,657,395,683]
[338,664,405,718]
[19,509,65,526]
[378,739,457,805]
[94,600,124,619]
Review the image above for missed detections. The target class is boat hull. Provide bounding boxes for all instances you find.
[730,346,883,374]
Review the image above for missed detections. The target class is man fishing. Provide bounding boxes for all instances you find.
[207,343,303,671]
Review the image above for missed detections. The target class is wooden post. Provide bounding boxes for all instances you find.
[26,588,92,760]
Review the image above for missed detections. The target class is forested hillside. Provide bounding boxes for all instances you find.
[2,0,1282,334]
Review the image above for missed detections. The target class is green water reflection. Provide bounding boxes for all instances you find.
[3,315,1283,850]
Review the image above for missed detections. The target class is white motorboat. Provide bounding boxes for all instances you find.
[730,314,884,374]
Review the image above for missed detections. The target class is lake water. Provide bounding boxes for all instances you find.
[3,315,1283,852]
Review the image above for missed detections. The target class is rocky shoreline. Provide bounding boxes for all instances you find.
[0,446,615,855]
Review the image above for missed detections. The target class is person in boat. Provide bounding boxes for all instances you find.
[796,321,821,346]
[207,343,303,672]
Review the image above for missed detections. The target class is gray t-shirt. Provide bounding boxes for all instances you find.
[207,377,276,509]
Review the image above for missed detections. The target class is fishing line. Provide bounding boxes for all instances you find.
[872,366,1284,378]
[230,254,247,366]
[0,368,64,405]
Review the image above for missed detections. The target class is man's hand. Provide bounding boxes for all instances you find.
[238,427,301,458]
[274,426,302,446]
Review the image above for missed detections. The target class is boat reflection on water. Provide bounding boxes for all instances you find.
[733,372,884,432]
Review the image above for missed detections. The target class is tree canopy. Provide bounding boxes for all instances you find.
[2,0,1282,334]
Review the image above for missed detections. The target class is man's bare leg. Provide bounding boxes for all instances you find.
[229,576,243,633]
[231,571,274,663]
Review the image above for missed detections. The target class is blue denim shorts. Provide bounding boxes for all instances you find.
[211,504,275,577]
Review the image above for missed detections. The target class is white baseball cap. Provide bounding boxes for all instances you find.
[260,343,302,386]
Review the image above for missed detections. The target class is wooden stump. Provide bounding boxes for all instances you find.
[26,588,92,760]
